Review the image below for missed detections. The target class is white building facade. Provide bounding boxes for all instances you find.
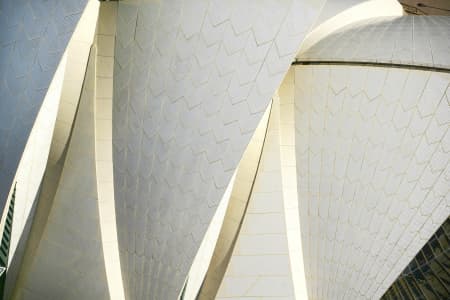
[0,1,448,300]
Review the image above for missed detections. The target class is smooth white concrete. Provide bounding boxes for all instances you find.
[50,0,100,164]
[278,68,309,300]
[94,3,125,300]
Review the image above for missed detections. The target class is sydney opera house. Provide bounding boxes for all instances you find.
[0,0,449,299]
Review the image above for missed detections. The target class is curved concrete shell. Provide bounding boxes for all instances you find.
[294,16,450,299]
[1,3,449,300]
[111,1,325,298]
[11,32,111,300]
[2,2,101,299]
[296,63,450,299]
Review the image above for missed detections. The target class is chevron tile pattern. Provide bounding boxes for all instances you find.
[112,1,325,299]
[294,16,450,299]
[0,0,88,211]
[298,16,450,69]
[295,64,450,299]
[2,3,449,300]
[195,103,270,300]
